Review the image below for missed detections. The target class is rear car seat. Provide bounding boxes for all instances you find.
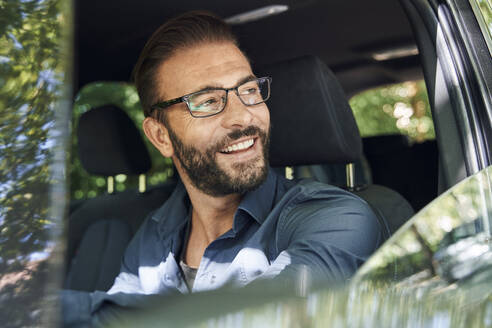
[65,105,176,292]
[363,135,438,211]
[309,135,438,213]
[260,55,415,239]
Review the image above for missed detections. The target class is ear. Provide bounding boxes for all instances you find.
[142,117,174,157]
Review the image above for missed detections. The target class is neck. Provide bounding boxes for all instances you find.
[187,183,241,242]
[173,159,242,240]
[179,171,242,268]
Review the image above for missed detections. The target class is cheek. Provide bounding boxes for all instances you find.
[184,121,219,150]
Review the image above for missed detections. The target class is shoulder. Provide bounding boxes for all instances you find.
[277,176,372,213]
[276,177,381,244]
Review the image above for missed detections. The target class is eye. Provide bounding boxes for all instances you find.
[198,98,218,107]
[240,86,260,96]
[246,87,259,94]
[190,95,224,113]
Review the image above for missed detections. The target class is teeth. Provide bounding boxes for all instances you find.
[221,138,254,153]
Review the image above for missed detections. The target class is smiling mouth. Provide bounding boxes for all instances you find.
[219,138,255,154]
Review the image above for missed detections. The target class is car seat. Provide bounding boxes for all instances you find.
[259,56,415,239]
[362,135,438,211]
[65,105,177,292]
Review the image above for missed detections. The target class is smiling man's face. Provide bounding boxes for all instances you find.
[152,42,270,196]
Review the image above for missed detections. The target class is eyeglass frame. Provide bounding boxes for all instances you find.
[150,76,272,118]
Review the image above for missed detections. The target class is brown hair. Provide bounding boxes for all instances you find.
[133,11,239,124]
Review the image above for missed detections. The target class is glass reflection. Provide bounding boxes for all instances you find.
[356,165,492,283]
[0,0,71,326]
[112,167,492,327]
[346,165,492,326]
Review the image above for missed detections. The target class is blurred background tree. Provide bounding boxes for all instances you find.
[350,80,434,142]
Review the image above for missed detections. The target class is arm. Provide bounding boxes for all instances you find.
[263,191,382,284]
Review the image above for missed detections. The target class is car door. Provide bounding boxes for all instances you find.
[97,166,492,327]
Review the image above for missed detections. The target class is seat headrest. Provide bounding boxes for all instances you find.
[77,105,151,176]
[259,56,362,166]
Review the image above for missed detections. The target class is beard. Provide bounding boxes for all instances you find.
[167,125,270,197]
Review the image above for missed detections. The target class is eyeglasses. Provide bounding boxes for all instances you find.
[150,77,272,118]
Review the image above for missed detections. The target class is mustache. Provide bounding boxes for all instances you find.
[214,126,264,152]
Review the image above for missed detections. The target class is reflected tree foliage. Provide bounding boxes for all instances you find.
[137,168,492,328]
[474,0,492,41]
[0,0,68,326]
[116,271,492,328]
[355,165,492,294]
[359,168,492,281]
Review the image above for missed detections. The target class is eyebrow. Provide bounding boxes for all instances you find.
[191,74,257,94]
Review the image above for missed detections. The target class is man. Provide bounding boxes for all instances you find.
[107,11,381,296]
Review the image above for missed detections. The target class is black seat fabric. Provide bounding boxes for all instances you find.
[262,56,362,166]
[65,220,132,292]
[66,105,176,291]
[77,105,151,176]
[300,160,413,237]
[363,135,438,211]
[408,140,438,210]
[259,56,414,238]
[302,157,371,188]
[351,185,413,235]
[362,134,412,200]
[66,183,176,276]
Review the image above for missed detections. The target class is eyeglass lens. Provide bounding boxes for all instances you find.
[187,78,270,117]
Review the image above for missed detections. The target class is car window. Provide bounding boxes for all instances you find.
[0,0,71,325]
[349,80,434,143]
[469,0,492,56]
[71,82,174,201]
[346,165,492,325]
[355,164,492,284]
[347,80,438,211]
[110,166,492,327]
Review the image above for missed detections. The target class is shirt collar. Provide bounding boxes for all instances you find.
[236,168,277,226]
[152,181,190,241]
[152,168,278,238]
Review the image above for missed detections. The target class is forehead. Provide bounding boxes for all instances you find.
[156,42,253,99]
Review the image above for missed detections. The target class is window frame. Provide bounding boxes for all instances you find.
[400,0,492,192]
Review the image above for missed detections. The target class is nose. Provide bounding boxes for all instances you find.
[220,91,255,128]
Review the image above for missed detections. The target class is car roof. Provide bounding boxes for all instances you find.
[75,0,423,95]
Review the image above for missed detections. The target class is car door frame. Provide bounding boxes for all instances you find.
[400,0,492,193]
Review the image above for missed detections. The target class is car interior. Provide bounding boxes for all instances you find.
[65,0,441,292]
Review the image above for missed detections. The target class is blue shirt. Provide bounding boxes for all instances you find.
[107,169,382,296]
